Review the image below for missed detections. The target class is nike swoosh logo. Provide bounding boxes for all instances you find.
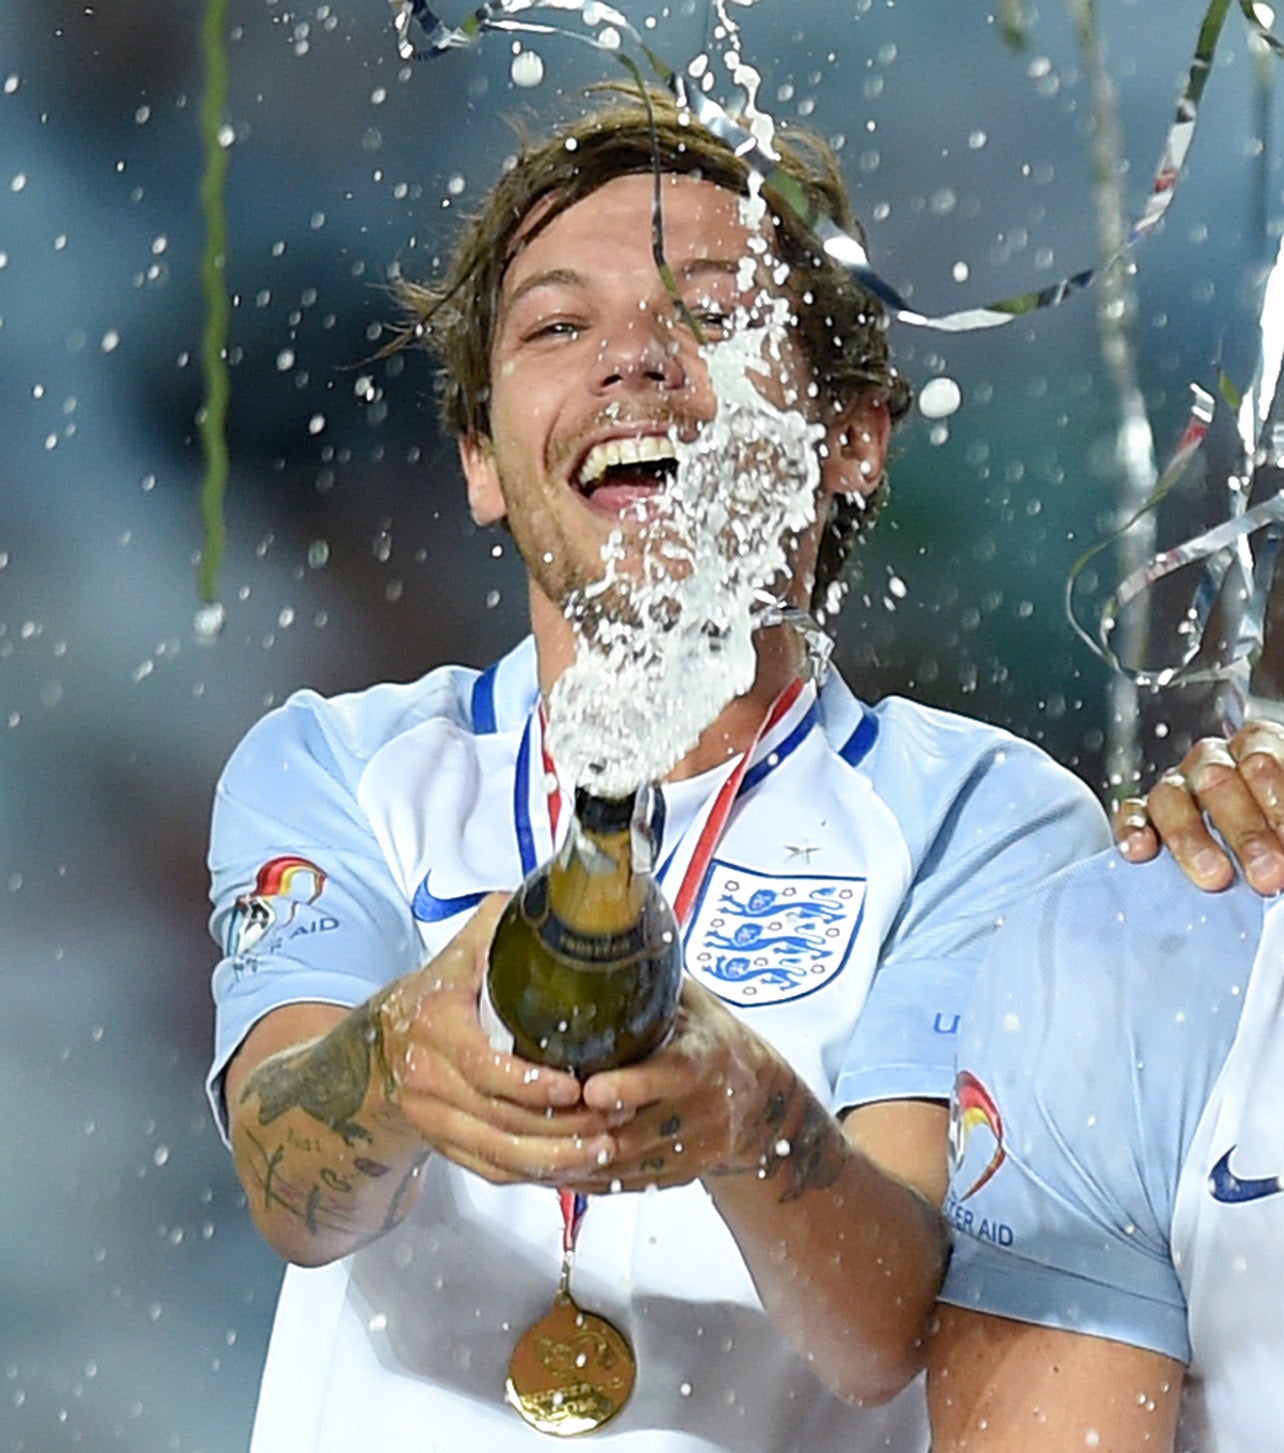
[411,871,487,924]
[1208,1146,1284,1204]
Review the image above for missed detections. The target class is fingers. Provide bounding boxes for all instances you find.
[403,1093,617,1184]
[393,1005,589,1139]
[394,993,620,1181]
[1185,732,1284,893]
[1141,729,1284,895]
[376,893,619,1181]
[1111,796,1159,863]
[1138,755,1237,889]
[579,982,719,1115]
[1229,719,1284,888]
[573,988,776,1192]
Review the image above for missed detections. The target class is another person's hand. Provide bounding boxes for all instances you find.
[1113,719,1284,894]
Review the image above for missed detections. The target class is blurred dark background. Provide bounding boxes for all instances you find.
[2,2,1280,1448]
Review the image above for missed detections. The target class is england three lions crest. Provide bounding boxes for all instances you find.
[684,860,867,1007]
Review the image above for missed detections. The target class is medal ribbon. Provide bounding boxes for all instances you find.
[543,673,808,1264]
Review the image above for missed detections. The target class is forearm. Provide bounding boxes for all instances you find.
[228,996,429,1267]
[705,1074,950,1406]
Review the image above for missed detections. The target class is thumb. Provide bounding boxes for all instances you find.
[420,890,511,993]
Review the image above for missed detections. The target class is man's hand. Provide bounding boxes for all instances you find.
[1114,719,1284,894]
[564,978,806,1195]
[569,977,949,1408]
[377,893,619,1184]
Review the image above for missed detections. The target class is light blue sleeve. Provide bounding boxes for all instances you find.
[834,701,1110,1110]
[205,689,422,1137]
[939,850,1260,1362]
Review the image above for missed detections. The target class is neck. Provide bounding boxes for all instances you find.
[528,582,808,784]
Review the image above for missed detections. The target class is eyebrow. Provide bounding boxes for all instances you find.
[501,266,585,316]
[501,257,751,318]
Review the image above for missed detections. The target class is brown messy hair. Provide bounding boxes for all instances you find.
[392,84,911,607]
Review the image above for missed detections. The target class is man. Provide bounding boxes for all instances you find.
[929,719,1284,1449]
[206,88,1110,1451]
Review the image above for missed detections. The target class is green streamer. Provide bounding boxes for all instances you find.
[197,0,231,610]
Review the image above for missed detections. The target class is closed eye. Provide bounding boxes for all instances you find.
[522,318,584,343]
[688,306,734,336]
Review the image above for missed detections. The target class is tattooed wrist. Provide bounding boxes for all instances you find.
[758,1088,844,1201]
[711,1070,845,1201]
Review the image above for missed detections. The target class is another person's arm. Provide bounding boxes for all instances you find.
[929,1309,1182,1452]
[928,851,1256,1451]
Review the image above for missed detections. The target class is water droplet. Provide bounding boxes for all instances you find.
[194,602,227,640]
[918,376,963,419]
[510,50,544,88]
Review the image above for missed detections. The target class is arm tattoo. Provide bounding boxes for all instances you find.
[236,1002,426,1247]
[240,1127,425,1243]
[714,1071,845,1202]
[760,1086,845,1202]
[241,1000,395,1145]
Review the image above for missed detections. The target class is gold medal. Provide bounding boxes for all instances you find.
[506,1290,636,1437]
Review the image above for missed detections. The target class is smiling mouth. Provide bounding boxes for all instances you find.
[575,434,680,501]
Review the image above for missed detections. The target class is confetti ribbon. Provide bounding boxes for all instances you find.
[197,0,232,621]
[1066,225,1284,711]
[387,0,1284,333]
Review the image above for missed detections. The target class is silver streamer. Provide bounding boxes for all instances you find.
[1067,227,1284,713]
[388,0,1282,333]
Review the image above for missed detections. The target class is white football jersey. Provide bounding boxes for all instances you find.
[208,638,1106,1452]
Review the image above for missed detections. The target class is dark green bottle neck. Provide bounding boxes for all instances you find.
[548,788,646,934]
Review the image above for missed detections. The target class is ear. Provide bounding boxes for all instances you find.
[458,434,506,526]
[819,390,891,502]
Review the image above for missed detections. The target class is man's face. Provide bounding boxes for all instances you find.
[458,171,833,615]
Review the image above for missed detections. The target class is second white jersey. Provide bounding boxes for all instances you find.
[1170,899,1284,1450]
[941,849,1284,1451]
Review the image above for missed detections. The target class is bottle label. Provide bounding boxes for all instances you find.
[536,919,650,965]
[521,874,651,967]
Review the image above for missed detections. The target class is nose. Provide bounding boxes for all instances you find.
[593,305,688,396]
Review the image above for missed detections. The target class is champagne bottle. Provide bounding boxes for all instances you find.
[484,787,682,1076]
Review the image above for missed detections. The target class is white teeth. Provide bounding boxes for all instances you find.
[577,434,677,487]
